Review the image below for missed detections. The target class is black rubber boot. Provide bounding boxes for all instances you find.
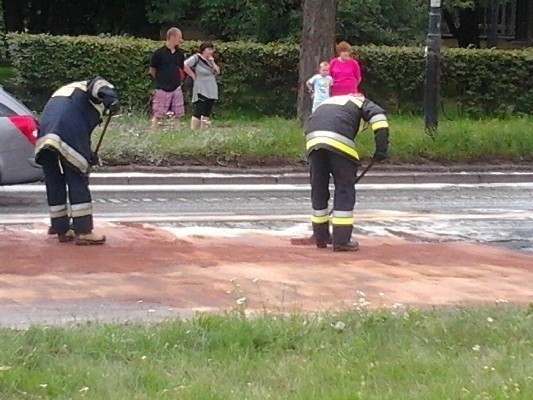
[316,236,333,248]
[333,240,360,252]
[75,232,106,245]
[313,222,332,248]
[58,229,76,243]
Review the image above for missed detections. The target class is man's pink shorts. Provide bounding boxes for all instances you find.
[152,87,185,118]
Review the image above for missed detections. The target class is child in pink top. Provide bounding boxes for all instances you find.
[329,41,362,96]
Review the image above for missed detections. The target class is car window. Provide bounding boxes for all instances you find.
[0,102,16,117]
[0,87,33,115]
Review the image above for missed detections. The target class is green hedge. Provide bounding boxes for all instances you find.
[6,33,533,117]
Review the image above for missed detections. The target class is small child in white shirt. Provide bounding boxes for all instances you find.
[306,61,333,112]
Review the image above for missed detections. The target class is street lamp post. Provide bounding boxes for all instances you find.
[424,0,442,134]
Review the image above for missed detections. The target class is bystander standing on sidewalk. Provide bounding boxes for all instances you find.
[149,27,195,130]
[185,41,220,130]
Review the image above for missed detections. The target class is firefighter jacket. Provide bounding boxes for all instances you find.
[35,77,118,174]
[305,95,390,163]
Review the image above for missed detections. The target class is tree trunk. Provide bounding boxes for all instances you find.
[297,0,338,125]
[3,0,27,32]
[486,0,499,48]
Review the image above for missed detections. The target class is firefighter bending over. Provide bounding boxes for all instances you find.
[305,94,389,251]
[35,77,120,245]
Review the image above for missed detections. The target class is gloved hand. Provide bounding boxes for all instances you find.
[373,128,389,163]
[90,152,101,167]
[372,151,388,162]
[106,100,120,116]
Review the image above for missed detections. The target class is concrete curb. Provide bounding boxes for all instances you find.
[89,172,533,186]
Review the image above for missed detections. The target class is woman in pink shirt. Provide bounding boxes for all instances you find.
[329,41,362,96]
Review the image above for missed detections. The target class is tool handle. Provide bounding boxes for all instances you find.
[93,114,112,156]
[355,160,376,184]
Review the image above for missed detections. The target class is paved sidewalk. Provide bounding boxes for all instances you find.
[89,170,533,185]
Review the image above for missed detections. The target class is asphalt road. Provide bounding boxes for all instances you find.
[1,182,533,251]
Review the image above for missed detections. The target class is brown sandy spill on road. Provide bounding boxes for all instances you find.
[0,223,532,315]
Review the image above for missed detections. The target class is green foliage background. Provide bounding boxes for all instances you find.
[6,33,533,117]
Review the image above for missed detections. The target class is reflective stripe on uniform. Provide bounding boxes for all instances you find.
[331,210,354,226]
[331,217,354,225]
[35,133,89,174]
[307,131,357,148]
[52,80,105,115]
[319,95,364,108]
[90,78,114,115]
[49,204,68,219]
[52,81,88,98]
[89,100,105,116]
[313,208,329,217]
[70,202,93,218]
[369,114,387,124]
[311,215,329,224]
[311,209,329,224]
[306,131,359,160]
[369,114,389,131]
[371,120,389,131]
[90,78,114,99]
[306,138,359,160]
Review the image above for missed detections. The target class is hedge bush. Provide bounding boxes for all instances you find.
[6,33,533,117]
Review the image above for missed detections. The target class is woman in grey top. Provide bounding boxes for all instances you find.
[185,42,220,129]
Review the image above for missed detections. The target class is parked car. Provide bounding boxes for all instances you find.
[0,86,42,185]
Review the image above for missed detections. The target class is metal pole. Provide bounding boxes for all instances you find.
[424,0,442,134]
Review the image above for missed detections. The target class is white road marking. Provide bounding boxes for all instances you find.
[1,211,532,225]
[2,182,533,194]
[88,171,533,179]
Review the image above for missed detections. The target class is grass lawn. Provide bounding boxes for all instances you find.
[0,65,16,84]
[100,114,533,167]
[0,306,531,399]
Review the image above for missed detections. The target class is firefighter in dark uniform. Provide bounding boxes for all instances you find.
[305,94,389,251]
[35,77,119,245]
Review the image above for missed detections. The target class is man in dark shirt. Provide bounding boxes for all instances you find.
[149,27,195,130]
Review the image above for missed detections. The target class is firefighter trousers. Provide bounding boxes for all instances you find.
[41,152,93,235]
[309,149,357,246]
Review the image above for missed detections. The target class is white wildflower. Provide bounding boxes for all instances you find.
[487,317,494,323]
[357,298,371,307]
[472,345,481,352]
[331,321,346,331]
